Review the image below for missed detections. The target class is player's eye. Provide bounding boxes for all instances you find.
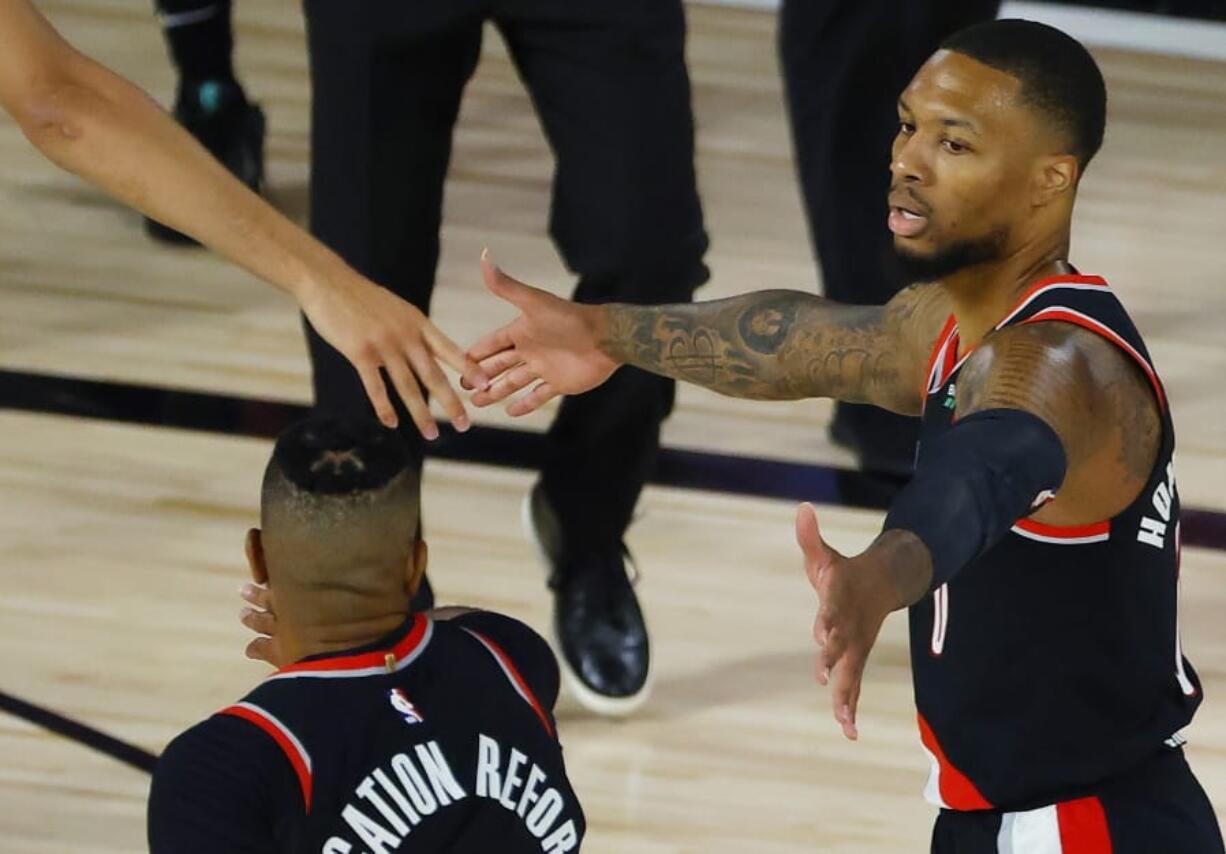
[942,138,971,154]
[899,121,916,136]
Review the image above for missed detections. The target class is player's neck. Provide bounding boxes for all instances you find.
[279,606,412,664]
[942,229,1072,354]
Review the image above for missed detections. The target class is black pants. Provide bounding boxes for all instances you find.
[778,0,998,467]
[302,0,708,552]
[931,748,1224,854]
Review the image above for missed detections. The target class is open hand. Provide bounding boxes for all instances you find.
[465,251,619,416]
[299,271,490,437]
[795,503,894,741]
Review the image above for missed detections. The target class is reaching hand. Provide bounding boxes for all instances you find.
[239,582,283,668]
[795,503,895,742]
[466,252,620,416]
[299,271,490,437]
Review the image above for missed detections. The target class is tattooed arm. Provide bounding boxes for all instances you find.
[601,285,949,413]
[470,255,952,416]
[954,322,1161,524]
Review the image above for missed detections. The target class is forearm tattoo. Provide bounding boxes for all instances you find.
[601,290,915,407]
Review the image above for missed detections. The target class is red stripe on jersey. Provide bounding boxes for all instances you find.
[1020,308,1166,412]
[464,629,556,739]
[921,315,959,401]
[1056,796,1114,853]
[1010,273,1108,309]
[916,713,993,810]
[1014,518,1111,540]
[273,613,429,676]
[221,703,313,812]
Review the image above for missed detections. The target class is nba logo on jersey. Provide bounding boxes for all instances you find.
[388,688,424,725]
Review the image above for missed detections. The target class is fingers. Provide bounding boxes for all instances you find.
[795,503,834,577]
[356,359,398,429]
[407,345,471,433]
[245,636,279,666]
[506,381,558,417]
[480,249,535,309]
[474,350,524,385]
[473,363,538,407]
[239,583,273,614]
[384,357,438,441]
[830,649,866,741]
[240,605,277,638]
[467,327,514,365]
[422,324,490,394]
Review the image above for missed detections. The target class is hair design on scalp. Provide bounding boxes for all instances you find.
[942,19,1107,171]
[260,416,419,544]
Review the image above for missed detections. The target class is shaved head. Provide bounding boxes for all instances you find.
[259,417,422,619]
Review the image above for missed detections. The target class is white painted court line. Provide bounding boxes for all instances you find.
[692,0,1226,62]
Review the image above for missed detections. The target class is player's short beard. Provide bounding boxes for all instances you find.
[891,228,1009,284]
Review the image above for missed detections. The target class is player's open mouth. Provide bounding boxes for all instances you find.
[888,205,929,238]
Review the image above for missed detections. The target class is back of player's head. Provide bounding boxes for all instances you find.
[942,19,1107,172]
[259,416,420,598]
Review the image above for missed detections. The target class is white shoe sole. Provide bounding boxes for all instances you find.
[521,492,653,718]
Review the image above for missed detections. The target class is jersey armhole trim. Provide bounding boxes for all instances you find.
[460,628,556,740]
[921,315,959,402]
[219,701,313,813]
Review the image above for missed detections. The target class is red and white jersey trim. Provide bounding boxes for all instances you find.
[266,614,433,681]
[1011,518,1111,546]
[994,276,1111,330]
[996,796,1113,853]
[461,628,556,739]
[220,701,314,811]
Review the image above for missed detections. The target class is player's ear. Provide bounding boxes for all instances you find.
[246,528,269,585]
[406,539,429,600]
[1032,153,1078,207]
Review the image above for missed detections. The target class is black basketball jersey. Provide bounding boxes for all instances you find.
[909,273,1202,812]
[148,611,585,853]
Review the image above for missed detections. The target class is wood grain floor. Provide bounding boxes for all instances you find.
[1,2,1225,851]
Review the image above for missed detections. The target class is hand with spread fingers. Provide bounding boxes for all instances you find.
[795,503,927,741]
[466,252,620,416]
[298,270,489,437]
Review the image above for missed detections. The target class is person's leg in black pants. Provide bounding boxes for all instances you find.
[302,2,486,607]
[778,0,999,476]
[147,0,264,244]
[497,0,709,713]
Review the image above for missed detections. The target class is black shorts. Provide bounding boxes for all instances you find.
[930,747,1223,854]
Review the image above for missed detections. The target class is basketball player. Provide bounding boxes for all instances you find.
[468,20,1224,852]
[0,0,485,436]
[148,417,584,853]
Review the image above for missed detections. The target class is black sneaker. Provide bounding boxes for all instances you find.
[523,484,652,716]
[145,79,266,245]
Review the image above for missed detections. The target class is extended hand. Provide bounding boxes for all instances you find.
[466,251,620,416]
[299,271,490,437]
[795,503,895,741]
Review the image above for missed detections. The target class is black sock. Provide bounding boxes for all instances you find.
[154,0,238,97]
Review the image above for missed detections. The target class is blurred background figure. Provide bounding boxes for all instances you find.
[301,0,709,716]
[146,0,264,244]
[778,0,1000,478]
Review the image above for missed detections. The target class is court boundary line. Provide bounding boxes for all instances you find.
[0,688,158,774]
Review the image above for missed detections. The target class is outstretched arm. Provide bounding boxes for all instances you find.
[470,254,950,416]
[0,0,487,434]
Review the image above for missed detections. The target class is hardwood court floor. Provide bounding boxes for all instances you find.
[1,2,1225,852]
